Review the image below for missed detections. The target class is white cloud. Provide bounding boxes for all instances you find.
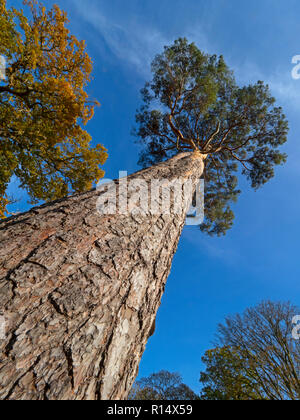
[230,59,300,110]
[268,75,300,106]
[182,229,242,266]
[71,0,300,112]
[70,0,170,78]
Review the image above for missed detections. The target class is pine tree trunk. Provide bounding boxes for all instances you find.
[0,152,204,400]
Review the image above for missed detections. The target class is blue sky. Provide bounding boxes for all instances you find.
[6,0,300,393]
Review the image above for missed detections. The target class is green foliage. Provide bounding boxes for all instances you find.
[129,370,200,400]
[200,346,264,400]
[0,0,107,217]
[135,38,288,235]
[200,301,300,400]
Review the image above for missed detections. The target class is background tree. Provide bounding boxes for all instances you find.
[0,0,107,218]
[200,301,300,400]
[200,346,264,400]
[129,370,200,400]
[135,38,288,235]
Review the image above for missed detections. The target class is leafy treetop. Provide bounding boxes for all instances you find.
[135,38,288,235]
[0,0,107,218]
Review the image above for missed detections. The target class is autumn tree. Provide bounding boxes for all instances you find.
[200,301,300,400]
[0,0,107,218]
[129,371,199,400]
[0,38,289,400]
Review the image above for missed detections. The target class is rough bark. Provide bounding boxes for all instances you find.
[0,152,204,400]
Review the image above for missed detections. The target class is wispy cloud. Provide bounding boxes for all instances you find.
[71,0,300,112]
[70,0,171,78]
[182,229,242,266]
[233,59,300,110]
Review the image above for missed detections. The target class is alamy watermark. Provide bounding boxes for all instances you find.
[0,315,6,340]
[291,55,300,80]
[292,315,300,340]
[96,172,205,226]
[0,55,6,80]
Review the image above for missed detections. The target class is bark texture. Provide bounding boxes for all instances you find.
[0,152,204,400]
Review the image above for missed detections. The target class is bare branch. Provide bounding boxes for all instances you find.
[202,121,221,151]
[210,124,238,153]
[224,148,251,171]
[167,114,197,150]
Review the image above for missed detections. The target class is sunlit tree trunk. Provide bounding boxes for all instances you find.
[0,152,204,400]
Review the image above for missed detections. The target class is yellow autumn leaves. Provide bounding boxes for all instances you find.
[0,0,107,217]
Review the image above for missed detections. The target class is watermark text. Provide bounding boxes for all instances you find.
[0,55,6,80]
[96,172,205,226]
[0,315,6,340]
[292,315,300,340]
[291,55,300,80]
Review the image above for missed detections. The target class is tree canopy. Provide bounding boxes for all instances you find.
[200,346,265,400]
[200,301,300,400]
[129,370,199,400]
[135,38,288,235]
[0,0,107,218]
